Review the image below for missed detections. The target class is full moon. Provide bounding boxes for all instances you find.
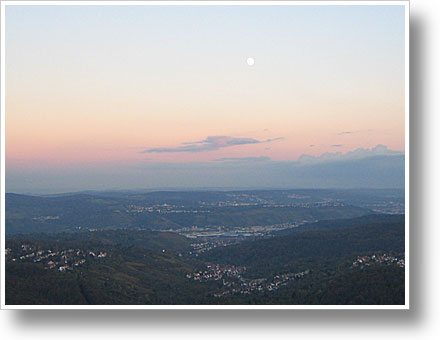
[246,57,255,66]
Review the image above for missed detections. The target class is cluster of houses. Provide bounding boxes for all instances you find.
[32,215,60,222]
[225,269,311,296]
[125,203,206,215]
[6,244,108,272]
[186,263,246,282]
[352,253,405,268]
[261,201,346,209]
[186,263,311,297]
[189,238,242,255]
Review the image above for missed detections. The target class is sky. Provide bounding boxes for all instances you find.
[5,4,406,193]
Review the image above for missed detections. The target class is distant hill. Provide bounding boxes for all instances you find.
[7,229,192,254]
[5,190,378,234]
[272,213,404,235]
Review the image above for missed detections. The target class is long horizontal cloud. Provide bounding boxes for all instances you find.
[213,156,271,162]
[142,136,284,153]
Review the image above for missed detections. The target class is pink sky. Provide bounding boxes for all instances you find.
[5,4,405,172]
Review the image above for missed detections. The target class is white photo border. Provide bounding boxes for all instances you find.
[0,0,410,310]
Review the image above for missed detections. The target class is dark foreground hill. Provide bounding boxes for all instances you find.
[201,218,405,277]
[5,232,207,305]
[5,215,405,305]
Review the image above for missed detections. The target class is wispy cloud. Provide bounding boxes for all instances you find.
[213,156,271,162]
[336,129,373,136]
[332,144,343,147]
[142,136,284,153]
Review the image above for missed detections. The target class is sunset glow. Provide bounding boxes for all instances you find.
[5,4,405,192]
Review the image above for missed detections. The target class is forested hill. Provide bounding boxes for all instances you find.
[272,213,404,235]
[6,229,192,254]
[200,219,405,278]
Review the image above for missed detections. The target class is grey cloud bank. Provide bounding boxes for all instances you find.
[7,145,404,194]
[297,145,403,165]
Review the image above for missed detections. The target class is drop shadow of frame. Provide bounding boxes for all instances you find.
[8,14,425,330]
